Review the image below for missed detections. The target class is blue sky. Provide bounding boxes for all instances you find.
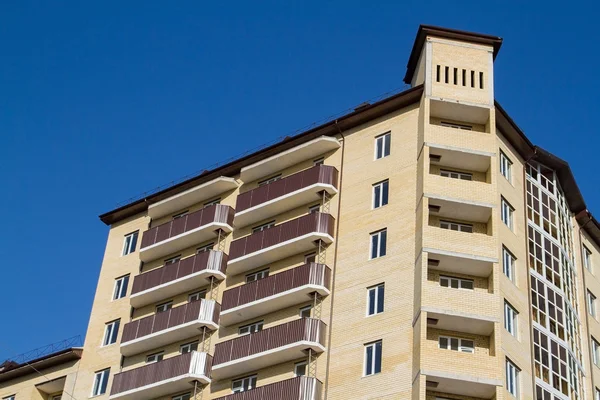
[1,1,598,359]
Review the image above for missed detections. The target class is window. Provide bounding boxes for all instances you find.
[505,359,520,397]
[438,336,474,353]
[180,341,199,354]
[232,375,257,393]
[440,169,472,181]
[203,198,221,207]
[440,121,473,131]
[313,157,324,166]
[156,301,173,313]
[308,204,321,214]
[501,198,514,230]
[92,368,110,396]
[370,229,387,259]
[188,291,205,302]
[299,305,312,318]
[500,151,512,183]
[304,253,316,264]
[113,275,129,300]
[258,175,281,186]
[146,352,164,363]
[252,221,275,233]
[439,276,473,290]
[372,180,389,209]
[584,246,593,272]
[239,321,263,335]
[596,388,600,400]
[374,133,391,159]
[294,361,307,376]
[172,210,189,219]
[504,301,518,336]
[444,66,449,83]
[197,243,214,254]
[470,70,475,88]
[164,255,181,265]
[589,291,597,318]
[593,338,600,366]
[502,247,516,282]
[172,394,191,400]
[122,231,138,256]
[436,65,440,82]
[246,269,269,283]
[367,284,385,316]
[364,340,382,376]
[3,396,15,400]
[52,396,62,400]
[440,220,473,233]
[479,71,484,89]
[102,319,120,346]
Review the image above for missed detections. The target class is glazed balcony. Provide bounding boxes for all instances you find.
[228,212,335,275]
[130,250,227,308]
[212,318,326,380]
[220,263,331,326]
[109,351,211,400]
[139,204,234,262]
[214,376,322,400]
[120,299,220,357]
[235,165,338,227]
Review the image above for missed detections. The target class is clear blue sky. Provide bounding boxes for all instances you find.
[1,1,598,359]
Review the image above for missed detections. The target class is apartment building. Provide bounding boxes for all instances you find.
[4,24,600,400]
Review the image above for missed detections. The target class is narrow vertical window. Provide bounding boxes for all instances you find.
[436,65,440,82]
[294,361,308,377]
[113,275,130,300]
[367,283,385,316]
[462,69,466,86]
[370,229,387,259]
[122,231,139,256]
[501,198,514,231]
[504,301,518,336]
[372,180,389,209]
[502,247,516,283]
[444,66,449,83]
[479,72,484,89]
[595,388,600,400]
[92,368,110,396]
[364,340,382,376]
[453,68,458,85]
[102,319,120,346]
[584,246,593,272]
[505,359,520,396]
[471,70,475,88]
[588,291,597,318]
[500,151,513,183]
[299,305,312,318]
[374,132,391,159]
[594,338,600,366]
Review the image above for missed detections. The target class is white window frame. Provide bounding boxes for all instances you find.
[299,305,312,318]
[122,231,139,256]
[146,352,164,364]
[91,368,110,397]
[112,275,130,300]
[172,394,191,400]
[589,291,597,319]
[232,375,257,393]
[504,301,518,337]
[505,359,520,397]
[102,319,120,346]
[188,291,205,302]
[239,321,263,335]
[440,220,473,233]
[197,243,214,254]
[440,169,472,181]
[439,275,474,290]
[374,132,391,160]
[246,269,269,283]
[3,395,15,400]
[203,198,221,207]
[501,198,514,231]
[52,396,62,400]
[372,180,389,209]
[180,341,199,354]
[363,340,382,376]
[172,210,189,220]
[502,247,516,283]
[252,221,275,233]
[156,301,173,313]
[304,253,316,264]
[366,283,385,316]
[438,336,474,353]
[308,204,321,214]
[164,255,181,265]
[584,246,593,272]
[440,121,473,130]
[313,157,325,166]
[258,175,281,186]
[595,387,600,400]
[370,229,387,259]
[294,361,308,377]
[594,339,600,366]
[500,150,513,183]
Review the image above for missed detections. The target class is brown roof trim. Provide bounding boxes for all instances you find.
[403,24,503,84]
[576,210,600,249]
[0,347,82,383]
[99,85,424,225]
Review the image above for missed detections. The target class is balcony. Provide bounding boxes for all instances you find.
[239,136,340,183]
[425,250,494,278]
[139,204,234,262]
[214,376,322,400]
[423,367,501,399]
[120,299,220,357]
[130,250,227,308]
[220,263,331,326]
[109,351,211,400]
[235,165,338,228]
[228,212,335,275]
[212,318,325,380]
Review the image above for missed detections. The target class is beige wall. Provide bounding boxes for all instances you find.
[0,359,80,400]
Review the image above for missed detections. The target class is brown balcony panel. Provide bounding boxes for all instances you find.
[214,376,322,400]
[228,213,335,275]
[220,263,331,326]
[212,318,326,380]
[130,250,227,308]
[120,299,220,356]
[235,165,338,227]
[109,351,211,400]
[139,204,234,262]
